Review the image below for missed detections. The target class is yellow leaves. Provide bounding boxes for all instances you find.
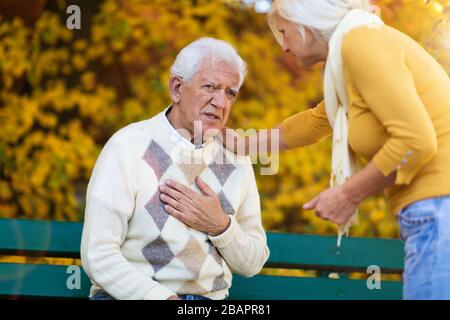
[19,195,33,217]
[72,53,87,71]
[111,40,126,52]
[0,181,12,201]
[122,99,145,123]
[0,18,30,90]
[80,72,96,90]
[73,39,88,52]
[36,112,58,129]
[29,48,71,85]
[0,0,423,234]
[37,81,69,112]
[34,12,72,45]
[131,28,144,41]
[0,95,39,144]
[18,194,50,219]
[35,197,50,219]
[370,210,386,224]
[72,86,118,122]
[261,205,284,226]
[30,162,51,188]
[0,204,17,218]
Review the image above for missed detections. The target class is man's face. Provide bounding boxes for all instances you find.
[174,58,240,139]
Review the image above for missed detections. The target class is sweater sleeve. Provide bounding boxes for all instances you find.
[281,101,333,149]
[342,28,438,185]
[80,138,175,300]
[208,157,269,277]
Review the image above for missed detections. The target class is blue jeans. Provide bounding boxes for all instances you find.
[398,195,450,300]
[89,291,212,300]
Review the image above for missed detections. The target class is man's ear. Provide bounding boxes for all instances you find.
[169,76,183,103]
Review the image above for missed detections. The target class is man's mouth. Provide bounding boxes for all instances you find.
[202,112,221,121]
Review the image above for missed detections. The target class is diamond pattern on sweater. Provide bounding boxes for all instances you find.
[141,235,175,273]
[177,236,206,280]
[142,140,172,180]
[217,191,235,215]
[178,281,209,296]
[208,150,235,186]
[208,242,223,266]
[212,273,228,292]
[178,161,207,185]
[144,190,169,231]
[140,138,236,293]
[142,140,172,231]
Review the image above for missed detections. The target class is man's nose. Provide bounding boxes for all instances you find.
[211,90,227,109]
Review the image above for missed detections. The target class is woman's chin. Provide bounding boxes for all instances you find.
[296,55,323,69]
[295,57,308,69]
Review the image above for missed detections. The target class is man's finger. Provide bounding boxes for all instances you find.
[160,193,187,212]
[195,176,214,197]
[164,205,191,225]
[165,180,196,199]
[159,185,191,204]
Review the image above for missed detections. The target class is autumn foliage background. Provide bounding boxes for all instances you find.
[1,0,449,240]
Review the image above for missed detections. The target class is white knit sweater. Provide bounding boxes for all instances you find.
[80,107,269,300]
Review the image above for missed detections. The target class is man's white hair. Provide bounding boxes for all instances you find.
[268,0,376,44]
[170,37,247,88]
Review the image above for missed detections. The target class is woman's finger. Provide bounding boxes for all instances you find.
[303,195,320,210]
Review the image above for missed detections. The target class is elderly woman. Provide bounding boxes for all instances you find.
[223,0,450,299]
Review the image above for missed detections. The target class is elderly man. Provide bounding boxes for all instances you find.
[81,37,269,300]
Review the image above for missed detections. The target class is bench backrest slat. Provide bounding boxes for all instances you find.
[0,219,83,258]
[266,232,404,273]
[0,263,90,298]
[0,219,404,272]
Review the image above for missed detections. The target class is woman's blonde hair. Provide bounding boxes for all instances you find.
[268,0,377,45]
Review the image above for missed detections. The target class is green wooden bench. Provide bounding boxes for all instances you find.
[0,218,404,299]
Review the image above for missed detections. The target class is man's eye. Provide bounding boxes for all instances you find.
[203,85,215,92]
[226,91,237,100]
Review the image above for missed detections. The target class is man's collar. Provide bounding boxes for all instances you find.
[161,105,209,150]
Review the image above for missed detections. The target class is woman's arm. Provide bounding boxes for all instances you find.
[221,101,332,155]
[344,160,396,204]
[220,124,289,156]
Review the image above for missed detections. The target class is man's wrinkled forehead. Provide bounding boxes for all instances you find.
[195,59,240,90]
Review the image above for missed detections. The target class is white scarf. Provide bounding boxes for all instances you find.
[323,9,384,247]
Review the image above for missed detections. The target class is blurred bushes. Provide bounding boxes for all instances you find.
[0,0,449,238]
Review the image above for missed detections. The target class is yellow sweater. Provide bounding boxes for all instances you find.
[282,25,450,215]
